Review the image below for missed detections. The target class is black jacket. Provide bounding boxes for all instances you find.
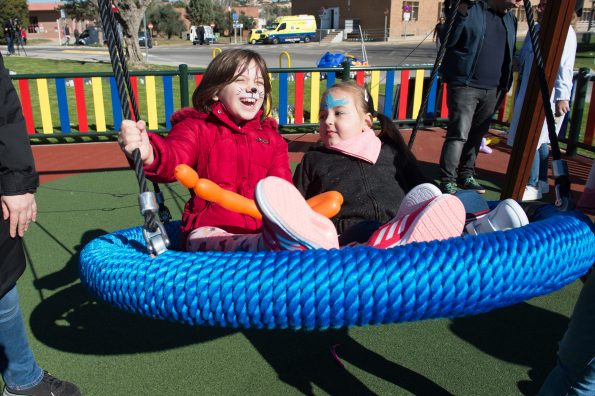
[0,53,39,298]
[293,142,429,234]
[440,0,517,92]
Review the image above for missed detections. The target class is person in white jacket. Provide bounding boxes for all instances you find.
[507,1,577,201]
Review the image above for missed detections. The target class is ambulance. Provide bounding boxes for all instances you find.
[265,15,316,44]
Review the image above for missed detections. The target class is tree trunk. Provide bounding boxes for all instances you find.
[112,0,153,66]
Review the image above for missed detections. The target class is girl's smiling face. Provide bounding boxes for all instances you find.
[319,88,373,147]
[214,60,265,123]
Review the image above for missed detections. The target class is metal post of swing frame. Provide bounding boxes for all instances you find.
[501,0,576,200]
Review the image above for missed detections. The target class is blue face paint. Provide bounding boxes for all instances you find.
[321,93,349,110]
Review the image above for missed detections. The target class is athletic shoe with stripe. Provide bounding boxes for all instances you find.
[255,176,339,251]
[396,183,442,220]
[367,194,465,248]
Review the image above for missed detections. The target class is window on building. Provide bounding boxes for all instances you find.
[28,16,39,33]
[402,1,419,21]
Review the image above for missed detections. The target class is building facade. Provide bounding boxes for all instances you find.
[292,0,446,41]
[292,0,547,41]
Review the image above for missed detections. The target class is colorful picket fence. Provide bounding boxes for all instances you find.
[9,65,595,152]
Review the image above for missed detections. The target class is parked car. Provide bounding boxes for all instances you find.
[248,29,267,45]
[76,26,99,45]
[138,31,152,48]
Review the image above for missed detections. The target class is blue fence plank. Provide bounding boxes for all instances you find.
[279,72,288,124]
[327,72,335,87]
[55,78,71,133]
[163,76,174,129]
[109,77,122,131]
[384,70,395,116]
[426,77,438,119]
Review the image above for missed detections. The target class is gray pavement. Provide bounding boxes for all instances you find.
[2,38,439,69]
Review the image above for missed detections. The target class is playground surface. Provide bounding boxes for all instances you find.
[5,128,593,395]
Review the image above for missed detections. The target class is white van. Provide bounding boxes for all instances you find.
[189,25,215,45]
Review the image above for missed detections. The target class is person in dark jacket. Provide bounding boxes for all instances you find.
[438,0,521,195]
[0,53,81,396]
[3,19,15,55]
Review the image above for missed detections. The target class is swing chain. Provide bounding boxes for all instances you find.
[156,190,173,223]
[139,191,170,255]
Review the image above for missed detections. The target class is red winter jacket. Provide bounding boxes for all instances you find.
[144,103,292,247]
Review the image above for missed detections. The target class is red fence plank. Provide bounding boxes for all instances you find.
[18,79,35,134]
[73,78,89,132]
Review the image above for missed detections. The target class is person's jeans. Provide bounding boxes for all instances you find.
[440,85,499,182]
[0,286,43,390]
[537,272,595,396]
[6,36,14,55]
[528,143,549,187]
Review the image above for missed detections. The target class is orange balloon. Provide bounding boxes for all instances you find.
[306,191,343,218]
[175,164,343,220]
[174,164,199,188]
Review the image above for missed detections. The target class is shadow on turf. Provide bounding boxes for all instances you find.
[243,329,453,395]
[28,228,235,354]
[449,302,571,395]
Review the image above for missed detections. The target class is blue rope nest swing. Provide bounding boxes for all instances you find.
[84,0,593,331]
[79,208,595,331]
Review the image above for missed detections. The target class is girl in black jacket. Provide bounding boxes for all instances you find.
[292,81,465,245]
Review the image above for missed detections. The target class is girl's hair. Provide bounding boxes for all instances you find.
[321,82,419,167]
[192,49,272,120]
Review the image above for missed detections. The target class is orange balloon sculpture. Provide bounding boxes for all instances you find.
[175,164,343,220]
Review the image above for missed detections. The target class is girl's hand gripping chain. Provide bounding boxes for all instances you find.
[118,120,155,166]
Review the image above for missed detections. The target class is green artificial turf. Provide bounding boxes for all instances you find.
[2,169,585,395]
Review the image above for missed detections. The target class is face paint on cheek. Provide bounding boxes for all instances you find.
[321,93,349,110]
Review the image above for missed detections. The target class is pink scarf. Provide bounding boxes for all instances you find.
[327,128,382,164]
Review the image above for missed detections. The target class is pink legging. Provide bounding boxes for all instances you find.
[186,227,264,252]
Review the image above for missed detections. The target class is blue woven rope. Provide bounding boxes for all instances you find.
[79,209,595,330]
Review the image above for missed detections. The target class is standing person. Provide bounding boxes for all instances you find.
[3,19,15,55]
[438,0,521,194]
[507,2,577,201]
[63,25,70,46]
[198,25,205,45]
[118,49,293,252]
[433,17,446,50]
[537,272,594,396]
[0,53,81,396]
[20,27,26,46]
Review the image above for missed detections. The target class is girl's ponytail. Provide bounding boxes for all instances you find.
[363,85,414,164]
[376,111,432,187]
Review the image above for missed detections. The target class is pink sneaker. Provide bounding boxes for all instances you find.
[367,194,465,248]
[396,183,442,220]
[255,176,339,251]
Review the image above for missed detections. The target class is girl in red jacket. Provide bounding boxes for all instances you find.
[119,49,293,251]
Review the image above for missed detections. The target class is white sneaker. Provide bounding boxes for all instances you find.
[522,185,542,201]
[539,181,550,194]
[465,199,529,235]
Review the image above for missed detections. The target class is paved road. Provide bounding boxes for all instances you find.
[9,40,439,69]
